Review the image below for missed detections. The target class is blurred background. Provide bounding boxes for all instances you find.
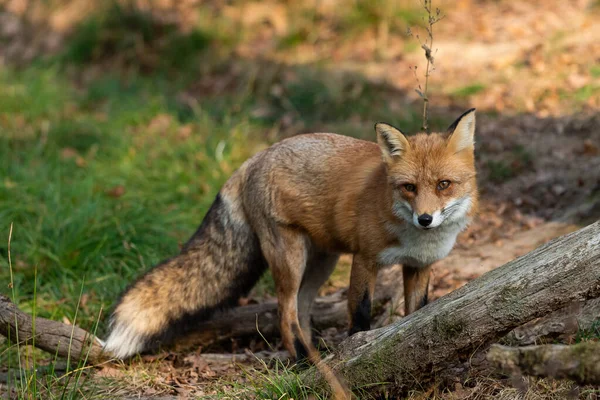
[0,0,599,396]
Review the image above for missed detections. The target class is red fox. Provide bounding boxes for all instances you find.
[105,109,478,369]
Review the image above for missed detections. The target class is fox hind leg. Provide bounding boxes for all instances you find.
[296,252,339,359]
[257,225,311,359]
[258,226,352,399]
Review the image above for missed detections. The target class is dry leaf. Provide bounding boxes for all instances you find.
[96,365,125,379]
[106,185,126,198]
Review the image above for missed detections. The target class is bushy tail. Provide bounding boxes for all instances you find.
[104,193,267,359]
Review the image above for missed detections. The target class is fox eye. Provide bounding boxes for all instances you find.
[437,180,451,190]
[403,184,416,192]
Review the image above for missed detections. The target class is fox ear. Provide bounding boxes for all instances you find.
[447,108,476,153]
[375,122,410,163]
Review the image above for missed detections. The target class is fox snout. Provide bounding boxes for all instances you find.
[398,195,473,231]
[417,214,433,227]
[411,210,443,230]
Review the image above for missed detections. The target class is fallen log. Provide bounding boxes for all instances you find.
[175,265,403,350]
[505,298,600,346]
[313,221,600,393]
[0,294,106,363]
[488,342,600,385]
[0,266,402,361]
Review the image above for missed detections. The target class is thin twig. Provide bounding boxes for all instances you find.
[408,1,445,132]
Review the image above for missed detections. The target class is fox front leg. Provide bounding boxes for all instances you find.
[402,265,432,315]
[347,254,378,336]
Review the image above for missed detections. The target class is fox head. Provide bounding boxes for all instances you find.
[375,109,477,230]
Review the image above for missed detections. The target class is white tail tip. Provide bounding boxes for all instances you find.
[103,322,147,359]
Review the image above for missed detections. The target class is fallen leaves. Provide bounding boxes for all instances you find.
[95,365,126,379]
[581,139,599,156]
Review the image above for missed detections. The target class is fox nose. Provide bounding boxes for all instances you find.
[417,214,433,227]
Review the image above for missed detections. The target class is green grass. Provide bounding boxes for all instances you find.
[575,319,600,343]
[451,83,486,98]
[0,61,273,396]
[574,84,599,102]
[0,64,263,341]
[242,361,329,400]
[278,29,311,50]
[276,6,319,50]
[336,0,424,37]
[559,83,599,108]
[485,144,533,183]
[62,2,212,72]
[269,68,424,134]
[3,224,104,399]
[486,160,514,183]
[210,356,387,400]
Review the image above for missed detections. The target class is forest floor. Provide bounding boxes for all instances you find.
[0,0,599,398]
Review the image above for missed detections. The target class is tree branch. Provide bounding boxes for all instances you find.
[0,294,106,363]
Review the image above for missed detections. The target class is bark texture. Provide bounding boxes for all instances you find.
[488,342,600,385]
[505,297,600,346]
[315,221,600,391]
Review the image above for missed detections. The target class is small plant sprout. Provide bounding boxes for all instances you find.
[407,0,445,133]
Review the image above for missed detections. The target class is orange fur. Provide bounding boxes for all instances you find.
[106,110,478,400]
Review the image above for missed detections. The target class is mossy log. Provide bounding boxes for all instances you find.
[505,297,600,346]
[488,342,600,385]
[313,221,600,392]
